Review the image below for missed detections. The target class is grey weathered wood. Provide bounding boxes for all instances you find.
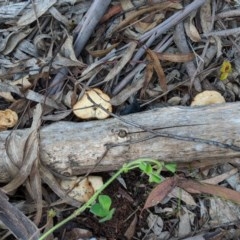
[0,102,240,182]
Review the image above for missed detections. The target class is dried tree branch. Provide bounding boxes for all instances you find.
[0,102,240,183]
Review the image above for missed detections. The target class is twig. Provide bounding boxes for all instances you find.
[202,27,240,37]
[216,9,240,19]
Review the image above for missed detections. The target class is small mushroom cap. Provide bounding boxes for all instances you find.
[0,109,18,131]
[60,176,103,203]
[191,90,225,106]
[73,88,112,119]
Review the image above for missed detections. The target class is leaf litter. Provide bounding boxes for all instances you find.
[0,0,240,239]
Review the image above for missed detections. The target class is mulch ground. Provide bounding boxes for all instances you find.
[1,0,240,239]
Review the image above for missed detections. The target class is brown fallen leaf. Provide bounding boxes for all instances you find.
[134,11,165,34]
[140,54,154,98]
[146,48,168,92]
[177,177,240,204]
[86,42,119,58]
[156,52,195,63]
[143,177,177,210]
[124,214,137,240]
[100,4,122,23]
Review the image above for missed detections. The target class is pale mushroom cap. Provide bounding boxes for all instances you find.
[73,88,112,119]
[191,90,225,106]
[88,176,103,192]
[0,109,18,130]
[60,177,93,203]
[60,176,103,203]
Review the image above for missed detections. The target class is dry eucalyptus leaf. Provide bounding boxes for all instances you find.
[200,0,212,34]
[1,28,33,55]
[147,49,167,92]
[213,36,223,58]
[86,42,119,58]
[17,0,57,26]
[53,54,85,69]
[52,34,86,69]
[156,52,195,63]
[0,76,32,102]
[111,68,145,106]
[134,13,164,34]
[120,0,134,15]
[61,36,84,64]
[49,6,69,26]
[0,109,18,131]
[169,187,197,206]
[63,90,74,108]
[2,104,42,193]
[209,198,240,226]
[140,54,154,98]
[102,41,137,84]
[0,2,29,18]
[184,11,201,42]
[0,31,18,52]
[0,92,15,102]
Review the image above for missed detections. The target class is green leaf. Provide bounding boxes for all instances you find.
[90,195,115,222]
[99,208,115,223]
[98,195,112,211]
[164,163,177,173]
[149,173,162,183]
[139,162,153,174]
[139,162,147,172]
[90,203,108,218]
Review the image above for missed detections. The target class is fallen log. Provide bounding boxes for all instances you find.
[0,102,240,182]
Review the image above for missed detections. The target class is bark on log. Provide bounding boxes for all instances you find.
[0,103,240,182]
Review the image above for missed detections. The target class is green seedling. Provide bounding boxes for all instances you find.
[39,158,177,240]
[164,163,177,173]
[148,172,162,183]
[90,195,115,222]
[139,161,162,183]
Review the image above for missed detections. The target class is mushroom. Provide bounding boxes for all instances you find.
[0,109,18,131]
[60,176,103,203]
[191,90,225,106]
[73,88,112,119]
